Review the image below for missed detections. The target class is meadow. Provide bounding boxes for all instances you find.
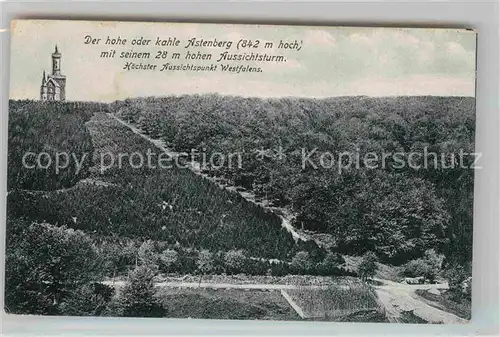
[154,288,299,320]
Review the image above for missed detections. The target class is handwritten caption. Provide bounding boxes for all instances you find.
[83,35,303,73]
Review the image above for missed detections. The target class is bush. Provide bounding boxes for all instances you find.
[158,249,178,273]
[424,249,445,277]
[444,262,472,300]
[269,261,291,276]
[403,259,432,278]
[98,240,138,277]
[358,251,378,281]
[138,240,159,269]
[295,240,327,264]
[403,249,445,281]
[244,259,269,276]
[224,249,247,274]
[112,265,165,317]
[173,248,196,274]
[291,251,313,275]
[4,221,100,315]
[59,283,114,316]
[317,252,344,276]
[197,249,214,275]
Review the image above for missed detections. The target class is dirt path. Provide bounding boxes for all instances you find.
[280,289,307,318]
[102,278,466,323]
[373,279,468,324]
[109,113,308,242]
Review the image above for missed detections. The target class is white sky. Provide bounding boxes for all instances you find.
[10,20,476,101]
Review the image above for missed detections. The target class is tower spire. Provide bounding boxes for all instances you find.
[52,44,61,75]
[41,70,46,85]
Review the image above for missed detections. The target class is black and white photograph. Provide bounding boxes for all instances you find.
[5,19,476,324]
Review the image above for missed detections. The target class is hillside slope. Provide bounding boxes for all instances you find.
[111,95,475,266]
[7,111,309,260]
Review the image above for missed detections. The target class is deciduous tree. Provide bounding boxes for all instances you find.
[358,251,378,282]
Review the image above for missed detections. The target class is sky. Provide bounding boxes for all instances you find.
[9,20,476,101]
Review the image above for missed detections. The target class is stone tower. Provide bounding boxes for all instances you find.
[40,45,66,101]
[52,45,61,75]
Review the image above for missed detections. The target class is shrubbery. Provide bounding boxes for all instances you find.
[224,249,247,274]
[317,252,346,276]
[59,283,114,316]
[403,259,433,278]
[92,238,353,278]
[138,240,159,269]
[159,249,179,273]
[444,261,472,300]
[402,249,445,281]
[357,252,378,282]
[291,251,314,274]
[109,265,165,317]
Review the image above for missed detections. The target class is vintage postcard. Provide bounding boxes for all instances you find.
[6,20,476,323]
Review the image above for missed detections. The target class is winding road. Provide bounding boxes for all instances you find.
[372,278,468,324]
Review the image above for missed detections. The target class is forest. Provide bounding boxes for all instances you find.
[7,103,319,258]
[5,96,475,317]
[7,100,95,190]
[111,94,475,266]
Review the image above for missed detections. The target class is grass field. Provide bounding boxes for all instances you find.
[399,310,429,324]
[415,289,471,320]
[286,279,385,321]
[155,288,300,320]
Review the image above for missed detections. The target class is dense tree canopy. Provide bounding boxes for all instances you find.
[5,219,100,314]
[111,95,475,264]
[6,96,474,317]
[8,100,99,190]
